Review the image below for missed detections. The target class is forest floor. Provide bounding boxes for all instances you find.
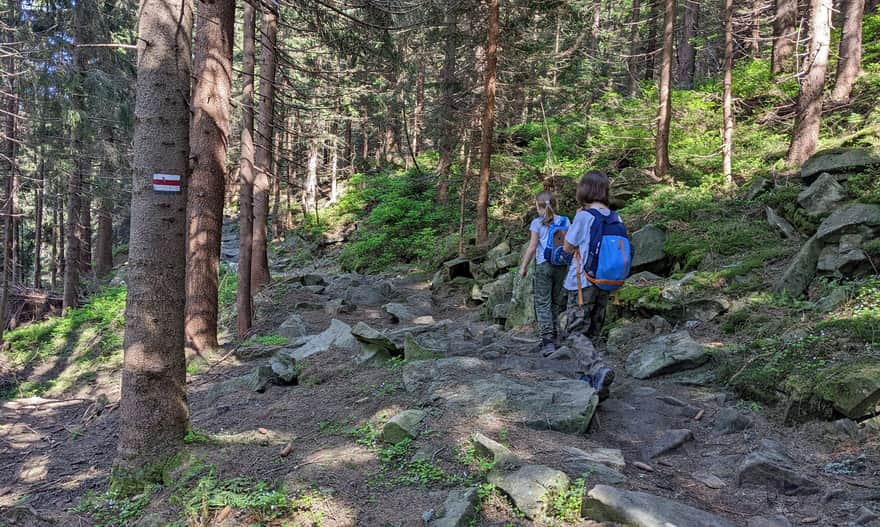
[1,246,878,527]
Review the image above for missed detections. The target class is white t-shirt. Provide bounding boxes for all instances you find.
[563,207,612,291]
[529,215,570,265]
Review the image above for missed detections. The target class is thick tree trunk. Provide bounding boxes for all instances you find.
[50,194,59,289]
[787,0,831,165]
[654,0,676,179]
[115,0,193,479]
[644,0,660,80]
[343,117,353,173]
[722,0,735,186]
[748,0,763,58]
[80,180,92,275]
[590,2,601,52]
[237,3,256,337]
[771,0,798,74]
[304,136,319,216]
[627,0,642,95]
[436,9,457,205]
[830,0,865,102]
[329,121,339,203]
[475,0,499,245]
[251,7,277,292]
[676,0,699,89]
[412,63,424,157]
[58,195,65,290]
[34,157,44,288]
[185,0,234,358]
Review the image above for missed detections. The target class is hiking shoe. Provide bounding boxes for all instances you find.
[591,367,615,401]
[540,340,557,357]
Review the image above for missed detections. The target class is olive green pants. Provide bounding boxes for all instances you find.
[533,262,568,340]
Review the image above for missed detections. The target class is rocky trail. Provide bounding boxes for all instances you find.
[2,231,879,527]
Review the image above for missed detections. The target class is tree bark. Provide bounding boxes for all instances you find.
[34,155,45,288]
[787,0,831,165]
[0,0,14,336]
[96,203,113,278]
[251,6,277,292]
[654,0,676,179]
[237,3,256,337]
[115,0,193,479]
[476,0,499,245]
[722,0,735,186]
[590,2,601,52]
[412,62,424,157]
[829,0,865,102]
[80,178,92,275]
[50,193,59,289]
[644,0,660,80]
[436,9,457,205]
[185,0,234,358]
[748,0,763,58]
[676,0,699,89]
[771,0,798,74]
[627,0,642,95]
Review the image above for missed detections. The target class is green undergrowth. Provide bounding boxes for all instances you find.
[1,286,126,400]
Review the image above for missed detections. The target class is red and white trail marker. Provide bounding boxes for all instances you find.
[152,173,181,193]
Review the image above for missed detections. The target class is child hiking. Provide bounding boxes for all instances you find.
[518,191,571,357]
[561,170,631,401]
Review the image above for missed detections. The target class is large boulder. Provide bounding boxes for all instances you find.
[800,148,878,184]
[583,485,736,527]
[277,314,308,340]
[403,357,598,434]
[797,173,846,217]
[816,235,870,277]
[630,225,667,272]
[611,167,655,208]
[624,331,709,379]
[479,274,515,321]
[433,488,479,527]
[380,409,426,444]
[504,261,536,329]
[774,236,821,296]
[735,439,819,496]
[351,321,401,364]
[816,361,880,419]
[270,319,358,381]
[815,203,880,243]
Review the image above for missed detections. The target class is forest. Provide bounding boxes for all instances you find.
[1,0,879,525]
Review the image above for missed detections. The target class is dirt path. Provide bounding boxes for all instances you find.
[1,267,878,527]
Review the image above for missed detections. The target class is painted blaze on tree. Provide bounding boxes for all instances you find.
[115,0,193,482]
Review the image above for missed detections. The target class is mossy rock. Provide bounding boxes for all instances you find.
[815,361,880,419]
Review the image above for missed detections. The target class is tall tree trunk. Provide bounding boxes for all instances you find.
[676,0,699,89]
[830,0,865,102]
[34,156,45,288]
[436,9,457,205]
[50,193,59,289]
[80,178,92,275]
[251,7,277,292]
[304,135,319,215]
[644,0,660,80]
[343,117,353,173]
[58,195,65,290]
[237,3,256,337]
[476,0,499,245]
[329,120,339,203]
[748,0,763,58]
[412,63,425,157]
[771,0,798,74]
[185,0,234,358]
[627,0,642,95]
[271,107,283,239]
[590,2,601,51]
[0,0,13,337]
[115,0,193,479]
[787,0,831,165]
[722,0,735,186]
[654,0,676,179]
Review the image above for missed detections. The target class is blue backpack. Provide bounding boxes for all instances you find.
[583,209,631,291]
[543,216,573,266]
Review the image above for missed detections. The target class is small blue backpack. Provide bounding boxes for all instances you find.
[543,216,573,266]
[583,209,631,291]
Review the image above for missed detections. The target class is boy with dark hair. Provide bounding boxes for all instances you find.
[562,170,617,400]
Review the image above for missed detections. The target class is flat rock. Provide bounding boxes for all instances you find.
[630,224,667,271]
[853,506,878,526]
[798,172,847,217]
[693,471,726,489]
[774,235,821,296]
[801,148,878,184]
[351,321,401,364]
[403,357,598,434]
[383,302,426,323]
[583,485,735,527]
[345,282,390,306]
[488,464,569,520]
[747,515,792,527]
[713,407,754,434]
[815,203,880,243]
[684,296,730,322]
[472,432,518,468]
[735,439,819,496]
[403,335,444,361]
[433,487,479,527]
[766,207,799,239]
[645,429,693,459]
[324,298,356,316]
[561,446,625,470]
[380,409,426,444]
[271,319,358,381]
[625,331,709,379]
